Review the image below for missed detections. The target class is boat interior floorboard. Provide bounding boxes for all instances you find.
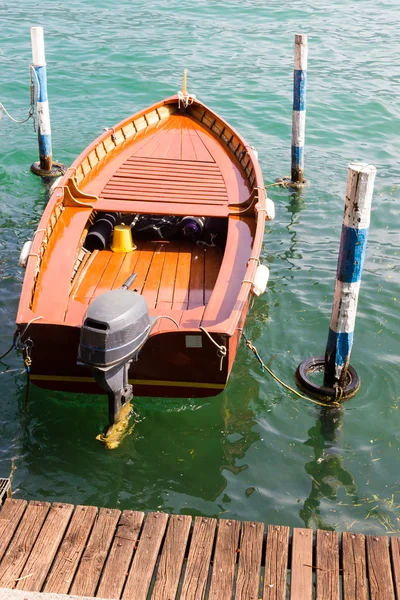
[70,241,222,315]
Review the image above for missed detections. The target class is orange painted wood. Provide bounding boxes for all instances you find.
[179,516,217,600]
[111,244,142,289]
[235,520,264,600]
[172,244,192,309]
[44,505,98,594]
[263,525,290,600]
[204,246,221,304]
[366,535,395,600]
[157,245,180,306]
[342,532,367,600]
[132,241,157,295]
[202,216,254,328]
[96,198,231,217]
[188,247,205,308]
[97,509,145,600]
[142,242,166,308]
[315,530,340,600]
[91,251,125,298]
[0,500,50,589]
[208,519,240,600]
[0,499,27,563]
[32,208,92,320]
[152,514,192,600]
[290,528,313,600]
[70,507,120,597]
[179,305,205,330]
[122,512,169,600]
[16,502,74,591]
[73,249,111,303]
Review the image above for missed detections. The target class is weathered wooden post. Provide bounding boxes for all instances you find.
[277,33,308,188]
[295,163,376,401]
[324,163,376,388]
[30,26,53,175]
[30,27,66,178]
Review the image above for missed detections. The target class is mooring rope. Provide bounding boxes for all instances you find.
[241,332,340,408]
[200,326,227,371]
[0,66,37,129]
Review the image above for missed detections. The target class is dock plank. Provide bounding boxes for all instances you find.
[366,534,395,600]
[152,514,192,600]
[263,525,290,600]
[16,502,74,592]
[390,537,400,600]
[315,530,339,600]
[235,520,264,600]
[0,500,50,589]
[208,518,241,600]
[43,505,98,594]
[290,528,313,600]
[70,507,120,597]
[97,509,144,600]
[122,512,169,600]
[342,532,367,600]
[180,516,216,600]
[0,500,27,564]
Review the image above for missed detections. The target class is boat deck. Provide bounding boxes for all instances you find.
[70,241,222,311]
[1,498,399,599]
[82,114,252,213]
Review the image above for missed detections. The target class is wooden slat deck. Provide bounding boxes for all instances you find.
[1,498,399,600]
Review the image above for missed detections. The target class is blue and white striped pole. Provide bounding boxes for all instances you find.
[30,26,53,174]
[291,33,307,185]
[324,163,376,388]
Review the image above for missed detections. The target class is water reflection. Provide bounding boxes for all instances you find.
[13,378,261,515]
[282,189,306,271]
[300,406,358,530]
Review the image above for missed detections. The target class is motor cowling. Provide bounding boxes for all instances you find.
[78,289,153,369]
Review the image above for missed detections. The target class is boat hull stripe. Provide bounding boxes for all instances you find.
[29,374,226,389]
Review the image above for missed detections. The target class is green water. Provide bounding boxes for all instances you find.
[1,0,400,535]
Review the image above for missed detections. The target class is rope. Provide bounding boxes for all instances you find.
[241,332,340,408]
[0,331,18,361]
[177,91,196,109]
[151,315,180,329]
[17,316,43,343]
[200,326,227,371]
[0,66,37,129]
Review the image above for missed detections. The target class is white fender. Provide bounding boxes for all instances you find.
[251,264,270,296]
[18,240,32,268]
[265,197,275,220]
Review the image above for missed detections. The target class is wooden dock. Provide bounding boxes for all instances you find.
[0,498,399,599]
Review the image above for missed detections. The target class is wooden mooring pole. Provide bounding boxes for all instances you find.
[277,33,308,188]
[324,163,376,389]
[30,27,53,175]
[295,163,376,401]
[30,27,66,179]
[291,33,308,185]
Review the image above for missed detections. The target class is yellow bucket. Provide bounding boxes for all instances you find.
[110,225,136,253]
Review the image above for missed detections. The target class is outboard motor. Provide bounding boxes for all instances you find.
[77,274,154,426]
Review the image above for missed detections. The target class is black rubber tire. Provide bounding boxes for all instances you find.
[295,356,360,402]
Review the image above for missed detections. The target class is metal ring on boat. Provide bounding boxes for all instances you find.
[295,356,360,402]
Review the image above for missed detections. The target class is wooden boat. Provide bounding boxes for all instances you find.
[16,81,274,426]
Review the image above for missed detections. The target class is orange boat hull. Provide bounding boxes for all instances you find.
[16,93,271,402]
